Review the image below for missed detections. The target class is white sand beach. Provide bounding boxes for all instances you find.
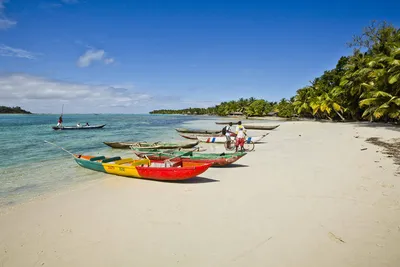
[1,121,400,267]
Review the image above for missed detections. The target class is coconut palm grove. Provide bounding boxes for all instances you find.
[151,21,400,122]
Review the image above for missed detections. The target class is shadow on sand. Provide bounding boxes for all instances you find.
[213,164,249,168]
[355,122,400,133]
[164,176,220,184]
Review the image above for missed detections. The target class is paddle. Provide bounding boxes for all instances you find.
[44,140,76,157]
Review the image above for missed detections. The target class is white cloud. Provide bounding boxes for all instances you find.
[0,73,220,113]
[0,73,156,113]
[77,49,116,67]
[0,44,36,59]
[0,17,16,29]
[104,58,114,65]
[77,49,105,67]
[0,0,16,30]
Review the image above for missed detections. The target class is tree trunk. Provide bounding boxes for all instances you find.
[334,110,346,121]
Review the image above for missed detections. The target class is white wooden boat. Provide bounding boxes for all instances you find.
[197,133,269,143]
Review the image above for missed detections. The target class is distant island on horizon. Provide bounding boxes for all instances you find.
[0,106,32,114]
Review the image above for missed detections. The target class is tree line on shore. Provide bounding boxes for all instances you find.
[0,106,31,114]
[151,21,400,122]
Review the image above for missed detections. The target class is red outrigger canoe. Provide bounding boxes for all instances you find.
[74,154,212,181]
[132,150,246,167]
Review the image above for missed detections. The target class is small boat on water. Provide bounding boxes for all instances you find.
[197,133,269,144]
[104,141,199,149]
[214,122,280,130]
[179,133,222,140]
[74,154,212,181]
[132,150,246,167]
[175,128,221,134]
[52,124,106,130]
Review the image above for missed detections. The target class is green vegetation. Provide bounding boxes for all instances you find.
[150,98,295,118]
[151,21,400,122]
[0,106,32,114]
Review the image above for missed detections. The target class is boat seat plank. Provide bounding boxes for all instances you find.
[115,158,134,165]
[102,156,122,163]
[90,156,106,161]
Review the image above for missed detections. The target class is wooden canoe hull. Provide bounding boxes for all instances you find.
[132,152,246,167]
[179,133,223,140]
[74,155,211,181]
[243,124,280,130]
[197,134,268,143]
[52,124,106,130]
[103,141,199,149]
[175,128,221,134]
[130,147,207,153]
[214,122,280,130]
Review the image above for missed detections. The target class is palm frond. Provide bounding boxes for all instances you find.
[332,103,342,112]
[359,98,377,107]
[362,106,376,118]
[389,73,400,84]
[340,79,349,87]
[372,91,392,98]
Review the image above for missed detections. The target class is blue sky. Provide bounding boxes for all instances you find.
[0,0,399,113]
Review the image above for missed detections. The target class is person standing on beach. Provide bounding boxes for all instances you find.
[235,121,246,152]
[222,122,234,142]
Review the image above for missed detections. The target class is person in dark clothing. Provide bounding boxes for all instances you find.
[57,116,63,127]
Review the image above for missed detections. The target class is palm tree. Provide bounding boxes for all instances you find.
[359,91,400,121]
[293,87,312,116]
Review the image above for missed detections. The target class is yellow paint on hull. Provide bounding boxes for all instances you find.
[103,163,142,178]
[102,159,150,178]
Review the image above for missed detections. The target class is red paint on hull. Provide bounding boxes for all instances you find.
[136,160,212,180]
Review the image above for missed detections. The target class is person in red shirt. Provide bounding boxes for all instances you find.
[235,121,247,152]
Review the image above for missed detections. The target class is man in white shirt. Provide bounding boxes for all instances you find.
[223,122,233,142]
[235,121,246,152]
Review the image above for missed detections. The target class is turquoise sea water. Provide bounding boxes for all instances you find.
[0,114,218,207]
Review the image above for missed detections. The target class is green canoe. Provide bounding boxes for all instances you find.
[132,149,247,167]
